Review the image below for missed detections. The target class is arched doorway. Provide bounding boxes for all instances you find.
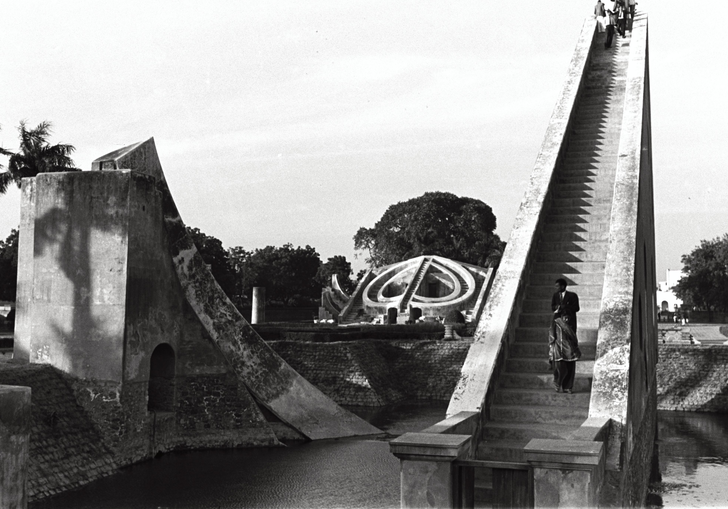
[148,343,175,412]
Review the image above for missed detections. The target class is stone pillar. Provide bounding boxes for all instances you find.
[523,439,605,509]
[387,307,398,325]
[251,287,265,324]
[390,432,472,509]
[0,385,31,509]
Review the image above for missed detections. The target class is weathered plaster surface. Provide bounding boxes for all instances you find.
[94,138,379,440]
[13,179,36,363]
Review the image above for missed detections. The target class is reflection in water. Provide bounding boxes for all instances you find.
[30,405,728,508]
[650,410,728,508]
[30,402,447,509]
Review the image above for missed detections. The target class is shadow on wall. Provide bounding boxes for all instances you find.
[33,195,123,376]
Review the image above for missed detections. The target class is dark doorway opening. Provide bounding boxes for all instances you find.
[148,343,175,412]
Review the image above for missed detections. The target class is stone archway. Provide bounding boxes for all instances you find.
[148,343,175,412]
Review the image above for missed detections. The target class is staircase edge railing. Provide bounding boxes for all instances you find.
[338,268,375,323]
[588,13,659,505]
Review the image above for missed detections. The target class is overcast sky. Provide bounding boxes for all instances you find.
[1,0,725,280]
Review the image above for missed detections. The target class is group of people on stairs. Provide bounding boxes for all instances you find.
[594,0,636,48]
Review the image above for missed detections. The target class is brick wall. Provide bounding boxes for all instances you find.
[0,363,118,500]
[269,340,472,406]
[657,344,728,412]
[0,362,278,502]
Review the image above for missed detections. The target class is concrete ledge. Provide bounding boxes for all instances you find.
[524,439,603,467]
[390,432,472,461]
[568,416,611,442]
[420,411,479,436]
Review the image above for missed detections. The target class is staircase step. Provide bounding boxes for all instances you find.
[571,126,622,136]
[541,222,610,233]
[567,139,620,149]
[550,204,612,215]
[509,341,596,359]
[498,372,593,391]
[519,312,600,328]
[515,327,598,343]
[521,298,601,313]
[490,403,588,425]
[529,271,605,284]
[525,283,604,298]
[537,241,609,254]
[482,421,581,441]
[494,388,591,408]
[535,250,608,263]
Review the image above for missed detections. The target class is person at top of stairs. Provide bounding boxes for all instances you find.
[550,278,581,394]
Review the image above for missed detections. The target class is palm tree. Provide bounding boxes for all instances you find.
[0,120,79,194]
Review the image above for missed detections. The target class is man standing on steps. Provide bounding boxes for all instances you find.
[604,9,616,49]
[549,278,581,394]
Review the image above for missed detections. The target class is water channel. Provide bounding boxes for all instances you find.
[30,405,728,508]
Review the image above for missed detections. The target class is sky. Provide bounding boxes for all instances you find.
[1,0,725,281]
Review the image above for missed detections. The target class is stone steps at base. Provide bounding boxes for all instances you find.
[490,403,589,424]
[482,421,581,441]
[498,372,593,391]
[519,313,600,328]
[505,358,595,374]
[494,387,591,407]
[516,327,598,343]
[510,340,596,359]
[525,284,603,299]
[521,298,601,313]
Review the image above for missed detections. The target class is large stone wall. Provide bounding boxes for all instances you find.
[0,363,118,501]
[657,345,728,412]
[269,340,472,406]
[0,361,278,502]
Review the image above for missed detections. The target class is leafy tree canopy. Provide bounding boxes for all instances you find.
[354,191,505,268]
[186,227,237,299]
[673,233,728,322]
[0,229,19,301]
[244,244,322,307]
[0,121,79,194]
[315,255,356,294]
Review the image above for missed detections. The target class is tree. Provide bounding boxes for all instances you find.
[227,246,254,307]
[242,244,322,306]
[0,121,79,194]
[186,227,237,300]
[673,234,728,322]
[315,255,356,294]
[354,191,505,268]
[0,229,19,301]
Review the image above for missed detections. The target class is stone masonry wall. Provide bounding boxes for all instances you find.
[0,363,118,501]
[269,340,472,406]
[0,361,278,503]
[657,344,728,412]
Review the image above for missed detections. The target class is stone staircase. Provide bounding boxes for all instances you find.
[399,257,432,312]
[473,32,631,503]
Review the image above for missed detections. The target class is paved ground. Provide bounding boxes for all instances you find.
[686,324,728,345]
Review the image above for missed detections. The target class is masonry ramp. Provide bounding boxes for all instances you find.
[442,17,646,504]
[477,30,632,466]
[92,139,380,440]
